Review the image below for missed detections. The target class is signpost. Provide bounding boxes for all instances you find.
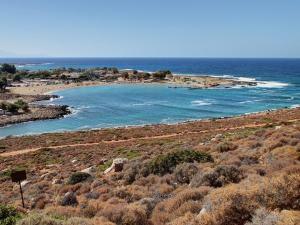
[11,170,26,208]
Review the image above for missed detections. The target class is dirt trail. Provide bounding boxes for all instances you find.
[1,119,298,158]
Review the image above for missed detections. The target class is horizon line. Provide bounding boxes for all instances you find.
[0,56,300,59]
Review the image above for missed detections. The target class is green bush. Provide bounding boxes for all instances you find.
[6,104,19,113]
[67,172,91,185]
[146,149,213,176]
[14,100,29,112]
[0,204,20,225]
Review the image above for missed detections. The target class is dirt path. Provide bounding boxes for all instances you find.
[2,119,300,158]
[0,121,278,158]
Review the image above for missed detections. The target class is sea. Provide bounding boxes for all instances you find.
[0,58,299,137]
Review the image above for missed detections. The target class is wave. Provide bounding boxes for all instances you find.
[185,74,290,89]
[225,76,289,88]
[16,62,54,68]
[239,99,263,104]
[131,100,168,107]
[291,104,300,109]
[191,100,213,106]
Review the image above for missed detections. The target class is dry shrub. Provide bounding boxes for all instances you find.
[44,206,80,219]
[30,195,48,209]
[64,217,93,225]
[190,165,244,188]
[167,212,194,225]
[268,138,290,151]
[78,183,91,195]
[17,213,63,225]
[98,203,150,225]
[174,163,198,184]
[278,210,300,225]
[158,183,174,194]
[114,185,146,203]
[195,170,300,225]
[244,208,280,225]
[215,142,238,152]
[151,187,210,225]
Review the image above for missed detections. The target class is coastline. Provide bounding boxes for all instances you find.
[0,73,294,131]
[0,103,299,140]
[0,106,299,153]
[9,74,259,95]
[0,76,294,136]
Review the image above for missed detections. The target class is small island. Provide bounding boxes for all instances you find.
[0,63,257,127]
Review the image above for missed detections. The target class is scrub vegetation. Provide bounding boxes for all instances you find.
[0,108,300,225]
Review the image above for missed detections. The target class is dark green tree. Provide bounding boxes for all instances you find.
[1,64,16,74]
[0,77,8,92]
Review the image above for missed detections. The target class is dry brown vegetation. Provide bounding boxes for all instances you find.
[0,108,300,225]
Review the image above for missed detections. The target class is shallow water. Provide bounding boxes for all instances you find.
[0,58,299,137]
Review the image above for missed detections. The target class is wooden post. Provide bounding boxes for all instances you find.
[19,181,25,208]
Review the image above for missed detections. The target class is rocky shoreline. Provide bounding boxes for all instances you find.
[0,104,70,128]
[0,92,70,128]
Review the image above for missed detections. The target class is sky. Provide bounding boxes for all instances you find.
[0,0,300,58]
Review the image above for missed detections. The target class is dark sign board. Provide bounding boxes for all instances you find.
[11,170,27,183]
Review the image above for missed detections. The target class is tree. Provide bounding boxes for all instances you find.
[152,70,172,80]
[0,102,7,110]
[0,77,8,92]
[7,103,18,113]
[0,64,16,74]
[14,99,29,112]
[121,72,129,79]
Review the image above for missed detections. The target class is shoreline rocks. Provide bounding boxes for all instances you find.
[0,104,70,127]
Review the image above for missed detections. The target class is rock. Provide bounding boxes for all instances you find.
[199,207,207,215]
[104,158,128,174]
[59,191,78,206]
[275,126,282,130]
[21,180,31,188]
[197,207,207,219]
[71,159,78,163]
[114,163,124,172]
[81,166,96,175]
[52,178,63,185]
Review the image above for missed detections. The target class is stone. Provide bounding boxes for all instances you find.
[59,191,78,206]
[21,180,31,188]
[104,158,128,174]
[52,178,63,185]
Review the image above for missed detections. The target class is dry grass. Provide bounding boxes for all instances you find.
[0,108,300,224]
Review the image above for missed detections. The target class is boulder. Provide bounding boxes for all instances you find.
[52,178,63,185]
[21,180,31,188]
[104,158,128,174]
[59,191,78,206]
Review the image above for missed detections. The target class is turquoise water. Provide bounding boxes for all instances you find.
[0,83,299,137]
[0,58,299,137]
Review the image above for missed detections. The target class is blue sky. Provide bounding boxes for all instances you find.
[0,0,299,58]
